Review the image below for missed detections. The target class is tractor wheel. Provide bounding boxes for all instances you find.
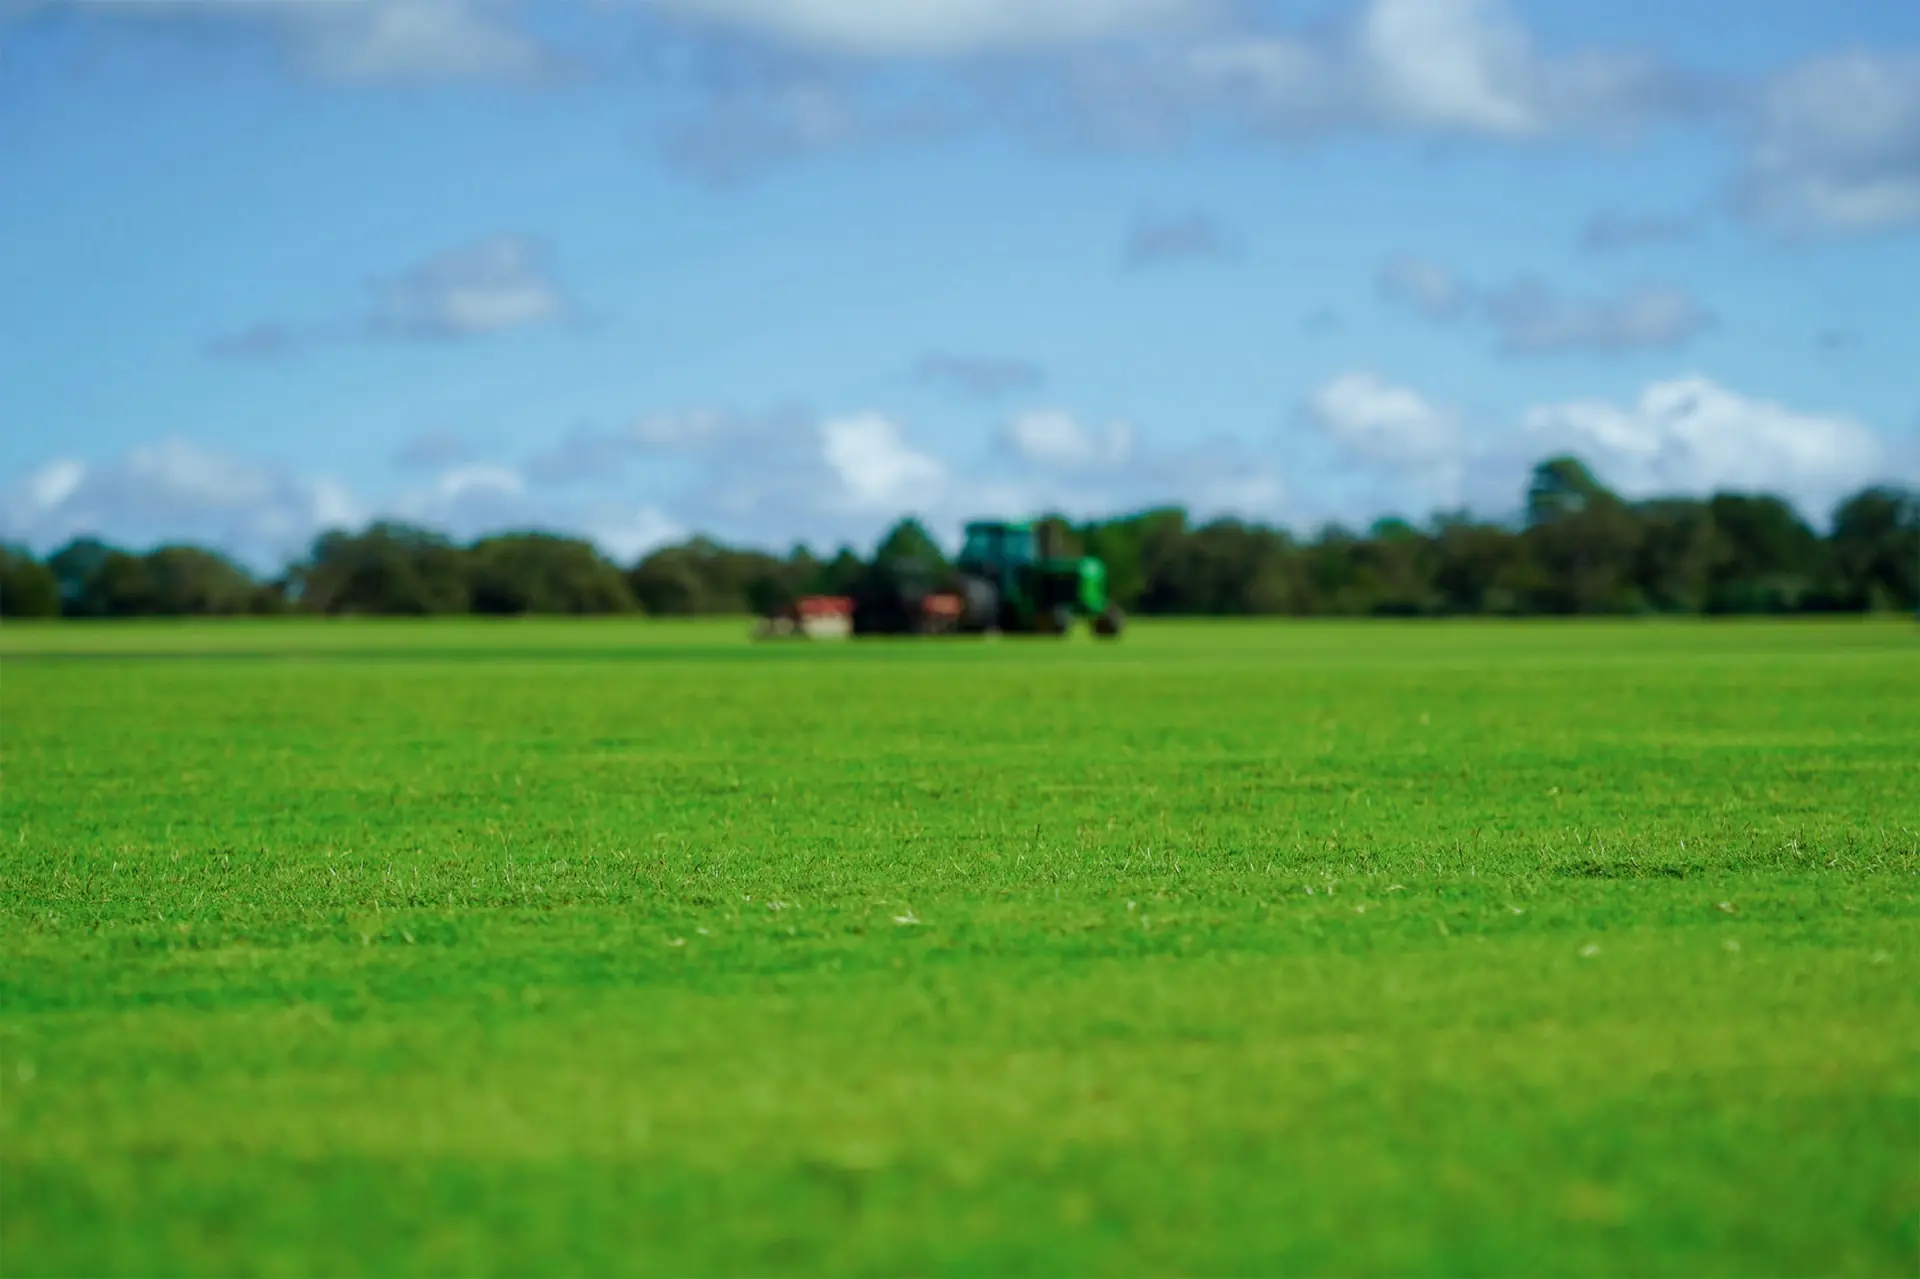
[1048,605,1075,636]
[960,575,999,632]
[1093,604,1125,638]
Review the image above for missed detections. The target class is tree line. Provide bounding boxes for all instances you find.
[2,458,1914,619]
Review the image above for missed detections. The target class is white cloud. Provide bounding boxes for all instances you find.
[27,458,85,513]
[1130,0,1675,145]
[1357,0,1540,136]
[643,0,1213,58]
[966,433,1290,531]
[289,0,556,84]
[589,506,688,562]
[211,234,573,357]
[369,235,569,340]
[432,463,525,501]
[0,439,360,570]
[820,412,947,510]
[1523,376,1893,515]
[1308,372,1461,468]
[629,409,738,450]
[1742,52,1920,232]
[1303,372,1905,521]
[1000,409,1134,472]
[640,0,1691,178]
[49,0,560,86]
[59,0,1699,182]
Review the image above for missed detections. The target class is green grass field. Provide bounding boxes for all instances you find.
[2,618,1915,1275]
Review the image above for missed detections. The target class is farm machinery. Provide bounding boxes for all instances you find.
[938,519,1124,638]
[757,520,1125,639]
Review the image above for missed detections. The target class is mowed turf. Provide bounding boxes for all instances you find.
[1,619,1915,1276]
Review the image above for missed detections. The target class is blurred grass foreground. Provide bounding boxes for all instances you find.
[1,617,1915,1274]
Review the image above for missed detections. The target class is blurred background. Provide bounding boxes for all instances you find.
[1,0,1916,616]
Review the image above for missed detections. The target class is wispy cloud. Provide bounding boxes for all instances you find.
[203,321,319,361]
[1580,211,1697,253]
[1739,52,1920,233]
[640,0,1220,60]
[1480,279,1711,355]
[1123,210,1239,269]
[208,233,576,360]
[391,427,478,472]
[998,409,1133,472]
[367,235,572,341]
[915,353,1047,398]
[1379,257,1712,355]
[1376,256,1472,321]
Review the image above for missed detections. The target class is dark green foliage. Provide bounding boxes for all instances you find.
[871,517,947,572]
[628,537,801,615]
[39,540,261,617]
[1631,500,1719,613]
[296,523,472,615]
[810,547,868,598]
[0,544,60,617]
[468,533,637,615]
[1703,494,1822,613]
[856,519,952,625]
[1827,486,1919,610]
[1526,455,1610,527]
[45,538,118,616]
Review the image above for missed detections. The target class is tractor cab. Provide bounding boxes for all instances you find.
[958,521,1037,572]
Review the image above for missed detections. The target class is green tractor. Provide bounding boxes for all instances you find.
[955,520,1124,638]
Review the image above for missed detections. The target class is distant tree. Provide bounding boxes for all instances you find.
[296,523,471,615]
[31,543,258,617]
[627,543,708,614]
[0,545,59,618]
[469,533,637,615]
[1297,525,1360,616]
[848,518,950,630]
[1523,462,1642,613]
[46,537,119,616]
[1703,494,1820,613]
[810,547,867,598]
[1357,518,1438,616]
[1526,456,1610,528]
[1827,486,1919,611]
[140,546,259,615]
[1631,499,1721,614]
[1138,518,1296,614]
[627,537,799,615]
[872,518,946,574]
[1431,515,1529,615]
[1079,510,1176,612]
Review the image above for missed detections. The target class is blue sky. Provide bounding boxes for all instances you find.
[2,0,1917,568]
